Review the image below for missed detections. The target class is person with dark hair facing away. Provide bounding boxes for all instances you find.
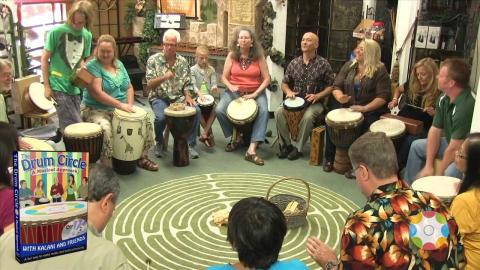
[405,58,475,183]
[307,132,465,269]
[0,164,131,269]
[451,133,480,270]
[208,197,308,270]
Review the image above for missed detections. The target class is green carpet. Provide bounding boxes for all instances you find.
[104,173,359,270]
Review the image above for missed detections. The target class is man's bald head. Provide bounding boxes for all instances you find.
[301,32,319,53]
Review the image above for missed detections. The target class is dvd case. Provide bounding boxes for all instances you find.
[13,151,89,263]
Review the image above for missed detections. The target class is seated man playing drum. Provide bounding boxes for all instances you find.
[323,39,391,178]
[274,32,334,160]
[146,29,201,159]
[82,34,158,171]
[190,45,218,148]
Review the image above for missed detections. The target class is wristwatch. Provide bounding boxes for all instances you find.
[324,260,339,270]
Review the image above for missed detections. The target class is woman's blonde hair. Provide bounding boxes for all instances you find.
[96,34,118,67]
[351,39,382,78]
[67,0,94,30]
[408,57,439,108]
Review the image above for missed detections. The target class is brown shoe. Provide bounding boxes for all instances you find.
[323,161,333,172]
[137,157,159,171]
[244,152,264,166]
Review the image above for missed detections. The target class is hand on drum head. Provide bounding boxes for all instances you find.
[19,138,33,150]
[337,94,351,104]
[185,95,196,106]
[417,165,435,179]
[350,105,367,113]
[242,93,257,100]
[117,103,135,113]
[286,90,296,99]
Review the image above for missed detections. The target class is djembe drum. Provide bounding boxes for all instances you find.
[112,106,148,174]
[20,201,88,244]
[196,94,215,121]
[226,97,258,144]
[20,137,55,151]
[63,122,103,163]
[369,118,406,153]
[164,105,197,167]
[283,96,307,141]
[412,176,461,207]
[23,82,55,114]
[326,108,364,174]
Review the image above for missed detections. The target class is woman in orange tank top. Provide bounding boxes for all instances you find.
[215,27,271,165]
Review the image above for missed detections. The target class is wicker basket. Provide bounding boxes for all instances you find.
[266,177,310,229]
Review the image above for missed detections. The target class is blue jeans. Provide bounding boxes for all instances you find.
[150,98,201,146]
[215,91,268,142]
[404,137,462,184]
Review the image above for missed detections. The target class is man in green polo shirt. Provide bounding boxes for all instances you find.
[41,0,93,133]
[405,58,474,183]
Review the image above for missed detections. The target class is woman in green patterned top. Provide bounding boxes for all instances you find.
[82,34,158,171]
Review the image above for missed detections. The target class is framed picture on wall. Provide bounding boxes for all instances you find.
[415,25,428,48]
[158,0,198,18]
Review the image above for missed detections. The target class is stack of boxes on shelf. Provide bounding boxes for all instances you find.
[189,21,217,47]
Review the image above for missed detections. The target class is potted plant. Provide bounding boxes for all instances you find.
[124,0,146,37]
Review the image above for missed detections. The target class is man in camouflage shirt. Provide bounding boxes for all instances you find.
[306,132,465,270]
[146,29,201,158]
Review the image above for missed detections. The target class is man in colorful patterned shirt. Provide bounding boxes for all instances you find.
[146,29,201,158]
[306,132,465,270]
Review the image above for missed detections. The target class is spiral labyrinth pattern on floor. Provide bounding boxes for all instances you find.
[104,173,359,269]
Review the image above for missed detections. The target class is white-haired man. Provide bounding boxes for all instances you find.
[146,29,201,159]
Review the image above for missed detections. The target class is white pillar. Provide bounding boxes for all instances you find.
[266,0,286,112]
[394,0,421,85]
[363,0,376,19]
[470,23,480,132]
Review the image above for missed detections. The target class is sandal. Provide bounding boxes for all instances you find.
[137,157,159,171]
[207,134,215,147]
[244,152,264,166]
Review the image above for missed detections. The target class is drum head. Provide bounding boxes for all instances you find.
[29,82,54,111]
[64,122,102,138]
[227,98,258,122]
[196,94,214,107]
[284,97,305,110]
[412,176,460,200]
[370,118,406,137]
[20,137,55,151]
[326,108,363,123]
[164,105,196,117]
[20,201,87,222]
[113,105,147,120]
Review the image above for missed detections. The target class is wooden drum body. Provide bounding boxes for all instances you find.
[20,201,88,244]
[165,106,197,167]
[63,122,103,164]
[23,82,55,114]
[226,98,258,142]
[326,108,364,174]
[112,106,148,174]
[283,97,307,141]
[412,176,460,207]
[369,118,406,152]
[196,94,215,121]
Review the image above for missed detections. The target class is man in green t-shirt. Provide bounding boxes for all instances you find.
[405,58,475,183]
[41,0,93,132]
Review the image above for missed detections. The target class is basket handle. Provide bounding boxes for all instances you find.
[266,177,311,212]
